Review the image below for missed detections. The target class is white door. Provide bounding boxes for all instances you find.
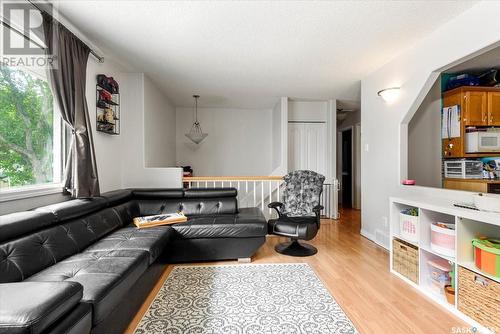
[288,122,327,175]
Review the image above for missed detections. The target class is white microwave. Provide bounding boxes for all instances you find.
[466,132,500,153]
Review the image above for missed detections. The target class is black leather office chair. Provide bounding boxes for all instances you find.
[268,170,325,256]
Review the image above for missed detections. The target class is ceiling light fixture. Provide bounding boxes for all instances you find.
[377,87,400,104]
[185,95,208,144]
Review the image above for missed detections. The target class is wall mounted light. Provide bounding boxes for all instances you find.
[377,87,400,104]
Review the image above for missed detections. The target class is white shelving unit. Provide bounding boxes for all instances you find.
[390,196,500,334]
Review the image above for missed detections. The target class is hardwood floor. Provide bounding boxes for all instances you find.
[125,208,466,334]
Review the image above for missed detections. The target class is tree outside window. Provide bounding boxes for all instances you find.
[0,65,63,190]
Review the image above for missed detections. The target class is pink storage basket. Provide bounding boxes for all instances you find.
[427,258,452,295]
[400,212,419,243]
[430,222,455,257]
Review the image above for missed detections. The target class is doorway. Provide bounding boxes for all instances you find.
[341,128,353,208]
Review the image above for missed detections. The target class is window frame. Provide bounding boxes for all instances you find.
[0,65,68,202]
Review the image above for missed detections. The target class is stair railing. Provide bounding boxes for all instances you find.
[183,176,339,219]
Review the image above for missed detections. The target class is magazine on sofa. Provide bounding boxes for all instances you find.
[133,213,187,229]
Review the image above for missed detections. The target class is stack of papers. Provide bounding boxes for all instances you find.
[133,213,187,229]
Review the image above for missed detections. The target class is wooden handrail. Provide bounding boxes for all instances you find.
[183,176,283,181]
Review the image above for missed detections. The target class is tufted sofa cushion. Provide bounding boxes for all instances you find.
[183,188,237,198]
[171,207,267,239]
[0,281,83,334]
[34,198,107,222]
[100,189,133,207]
[133,187,238,216]
[84,225,174,264]
[0,211,57,243]
[109,201,140,227]
[0,225,80,283]
[26,249,149,325]
[132,188,184,199]
[0,208,123,283]
[136,197,237,216]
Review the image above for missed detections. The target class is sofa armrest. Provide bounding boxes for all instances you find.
[0,282,83,334]
[312,205,324,228]
[268,202,284,217]
[312,205,324,214]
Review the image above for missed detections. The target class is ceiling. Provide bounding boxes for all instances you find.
[54,0,477,109]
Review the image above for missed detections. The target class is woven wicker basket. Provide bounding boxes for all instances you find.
[393,238,419,284]
[458,266,500,333]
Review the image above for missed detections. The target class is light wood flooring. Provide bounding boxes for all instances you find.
[125,208,466,334]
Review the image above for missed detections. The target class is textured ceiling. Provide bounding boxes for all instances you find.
[54,0,477,108]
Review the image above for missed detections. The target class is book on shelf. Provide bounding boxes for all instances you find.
[133,212,187,229]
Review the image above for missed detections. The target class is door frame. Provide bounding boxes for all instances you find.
[338,125,355,207]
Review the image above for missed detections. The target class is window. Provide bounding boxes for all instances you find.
[0,64,65,197]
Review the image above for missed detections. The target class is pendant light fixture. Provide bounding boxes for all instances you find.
[185,95,208,144]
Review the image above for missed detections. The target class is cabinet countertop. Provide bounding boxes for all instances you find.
[444,178,500,184]
[390,195,500,227]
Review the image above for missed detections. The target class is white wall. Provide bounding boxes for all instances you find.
[88,66,181,190]
[86,58,127,192]
[408,77,442,188]
[272,100,282,171]
[120,73,182,188]
[361,1,500,249]
[271,97,288,175]
[288,100,327,122]
[144,76,176,167]
[176,107,273,176]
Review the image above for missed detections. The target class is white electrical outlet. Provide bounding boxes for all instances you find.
[364,143,370,152]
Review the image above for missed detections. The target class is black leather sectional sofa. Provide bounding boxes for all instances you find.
[0,188,267,334]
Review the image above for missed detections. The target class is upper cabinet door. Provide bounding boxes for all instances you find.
[464,91,487,125]
[488,91,500,126]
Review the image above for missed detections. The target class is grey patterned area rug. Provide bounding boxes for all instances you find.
[134,263,358,334]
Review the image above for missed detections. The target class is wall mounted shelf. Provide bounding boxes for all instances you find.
[96,81,120,135]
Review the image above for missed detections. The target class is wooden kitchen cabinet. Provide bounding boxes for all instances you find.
[442,137,462,157]
[443,178,500,193]
[443,179,488,192]
[463,91,487,125]
[487,91,500,126]
[442,87,500,158]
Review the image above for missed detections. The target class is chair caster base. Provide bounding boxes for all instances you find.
[275,240,317,257]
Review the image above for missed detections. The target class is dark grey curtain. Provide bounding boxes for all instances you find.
[42,13,100,198]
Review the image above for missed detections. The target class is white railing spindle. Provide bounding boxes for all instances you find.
[253,181,256,207]
[268,181,272,215]
[261,182,264,211]
[276,180,280,203]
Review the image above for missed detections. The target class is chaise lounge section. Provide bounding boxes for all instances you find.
[0,188,267,334]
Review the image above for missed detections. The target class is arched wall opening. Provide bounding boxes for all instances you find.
[399,41,500,193]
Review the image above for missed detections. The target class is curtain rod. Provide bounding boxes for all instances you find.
[26,0,104,63]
